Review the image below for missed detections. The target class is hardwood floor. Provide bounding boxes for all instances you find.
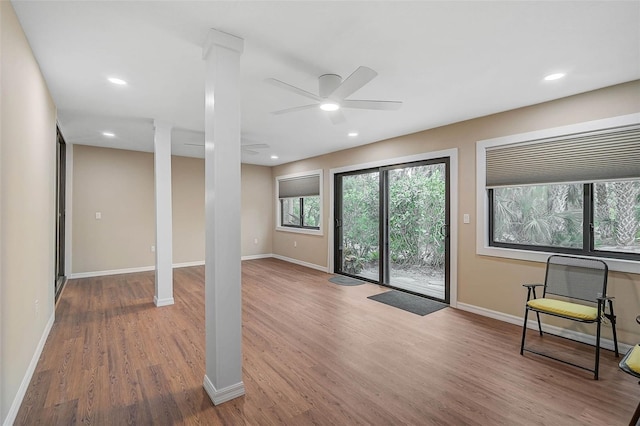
[15,258,638,425]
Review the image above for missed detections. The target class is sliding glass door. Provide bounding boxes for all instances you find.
[335,158,450,303]
[335,169,380,281]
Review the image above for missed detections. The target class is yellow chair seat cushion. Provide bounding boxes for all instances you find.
[527,298,598,321]
[626,345,640,374]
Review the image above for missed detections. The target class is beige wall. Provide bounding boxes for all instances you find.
[72,147,273,273]
[241,164,273,257]
[72,145,156,273]
[273,80,640,345]
[0,1,57,422]
[172,156,205,264]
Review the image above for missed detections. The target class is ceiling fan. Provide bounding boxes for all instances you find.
[184,141,269,155]
[267,66,402,124]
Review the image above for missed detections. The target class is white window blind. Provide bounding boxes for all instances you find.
[485,124,640,187]
[278,175,320,198]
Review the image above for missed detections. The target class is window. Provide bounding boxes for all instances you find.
[489,180,640,259]
[280,196,320,228]
[491,183,584,249]
[477,113,640,273]
[276,170,323,234]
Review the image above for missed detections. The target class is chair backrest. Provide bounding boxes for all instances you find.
[544,255,608,303]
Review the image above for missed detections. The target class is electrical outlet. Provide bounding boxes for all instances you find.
[294,241,297,248]
[254,238,258,245]
[463,214,470,224]
[151,245,155,252]
[95,212,102,220]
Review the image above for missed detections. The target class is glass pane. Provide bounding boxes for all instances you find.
[302,196,320,228]
[388,163,446,300]
[594,180,640,254]
[493,183,583,248]
[281,198,301,226]
[340,172,379,280]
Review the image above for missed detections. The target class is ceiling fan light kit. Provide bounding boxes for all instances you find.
[267,66,402,124]
[319,102,340,111]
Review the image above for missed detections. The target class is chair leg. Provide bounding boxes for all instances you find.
[521,308,529,355]
[595,320,601,380]
[608,299,619,357]
[630,399,640,426]
[536,312,542,336]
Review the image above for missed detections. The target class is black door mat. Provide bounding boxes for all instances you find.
[329,276,365,286]
[367,290,447,316]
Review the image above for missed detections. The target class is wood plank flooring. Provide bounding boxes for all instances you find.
[14,258,638,425]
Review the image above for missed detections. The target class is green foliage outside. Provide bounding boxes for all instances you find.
[341,165,446,274]
[493,181,640,253]
[282,196,320,228]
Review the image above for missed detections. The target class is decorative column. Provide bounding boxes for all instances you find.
[202,29,245,404]
[153,120,174,307]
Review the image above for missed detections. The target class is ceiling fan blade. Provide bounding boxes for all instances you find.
[241,143,269,149]
[328,110,347,125]
[272,104,319,115]
[341,100,403,111]
[266,78,323,102]
[242,149,259,155]
[185,143,204,147]
[328,66,377,101]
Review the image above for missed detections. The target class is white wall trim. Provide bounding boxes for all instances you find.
[3,312,55,426]
[328,148,459,307]
[475,112,640,275]
[275,169,324,236]
[241,254,272,261]
[153,296,175,307]
[69,261,205,279]
[69,265,156,279]
[456,302,631,353]
[203,375,245,405]
[173,261,205,269]
[271,254,328,272]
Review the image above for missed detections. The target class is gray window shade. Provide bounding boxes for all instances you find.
[279,175,320,198]
[486,124,640,187]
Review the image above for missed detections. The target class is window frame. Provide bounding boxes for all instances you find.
[476,113,640,274]
[276,169,323,236]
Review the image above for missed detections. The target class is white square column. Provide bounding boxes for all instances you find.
[202,29,245,404]
[153,120,174,307]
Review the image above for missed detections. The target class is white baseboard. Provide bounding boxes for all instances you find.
[271,254,328,273]
[153,296,175,307]
[3,312,55,426]
[69,265,155,279]
[241,254,272,261]
[70,254,328,279]
[203,375,245,405]
[456,302,631,353]
[173,261,205,269]
[69,261,206,279]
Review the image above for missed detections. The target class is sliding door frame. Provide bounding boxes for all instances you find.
[328,148,459,307]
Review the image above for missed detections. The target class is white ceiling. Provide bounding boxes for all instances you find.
[12,1,640,166]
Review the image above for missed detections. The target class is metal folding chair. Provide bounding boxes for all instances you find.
[619,316,640,425]
[520,255,619,379]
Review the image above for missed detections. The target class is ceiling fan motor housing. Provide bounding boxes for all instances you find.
[319,74,342,98]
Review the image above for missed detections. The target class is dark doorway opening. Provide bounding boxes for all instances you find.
[55,127,67,301]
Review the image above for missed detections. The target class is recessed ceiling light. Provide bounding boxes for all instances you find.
[107,77,127,85]
[270,155,279,160]
[102,132,115,137]
[544,73,565,81]
[348,132,358,137]
[319,102,340,112]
